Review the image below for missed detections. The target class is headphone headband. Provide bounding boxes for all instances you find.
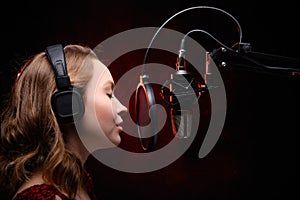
[45,44,71,90]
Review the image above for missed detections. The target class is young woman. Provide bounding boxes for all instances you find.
[0,44,128,199]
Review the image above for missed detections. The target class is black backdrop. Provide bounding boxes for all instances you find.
[1,0,299,199]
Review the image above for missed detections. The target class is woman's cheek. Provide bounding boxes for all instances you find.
[95,97,114,133]
[94,99,121,147]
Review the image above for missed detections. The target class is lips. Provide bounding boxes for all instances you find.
[115,121,124,131]
[117,126,123,132]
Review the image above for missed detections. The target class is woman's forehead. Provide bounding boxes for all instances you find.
[91,59,114,85]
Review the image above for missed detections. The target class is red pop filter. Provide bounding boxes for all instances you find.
[135,75,158,152]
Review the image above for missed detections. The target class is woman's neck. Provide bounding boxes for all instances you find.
[63,125,90,164]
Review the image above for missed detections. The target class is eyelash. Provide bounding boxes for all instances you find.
[107,93,113,99]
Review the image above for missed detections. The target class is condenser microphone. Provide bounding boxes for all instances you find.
[172,39,193,138]
[170,50,216,139]
[161,39,204,138]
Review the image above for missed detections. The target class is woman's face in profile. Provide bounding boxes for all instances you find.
[75,59,127,152]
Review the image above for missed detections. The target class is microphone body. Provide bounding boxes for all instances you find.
[161,42,210,138]
[161,46,200,138]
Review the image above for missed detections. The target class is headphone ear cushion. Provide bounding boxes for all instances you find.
[51,88,85,123]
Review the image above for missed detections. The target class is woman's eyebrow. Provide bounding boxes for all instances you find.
[103,80,115,90]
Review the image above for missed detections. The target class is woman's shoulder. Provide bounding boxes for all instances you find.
[13,184,70,200]
[12,170,97,200]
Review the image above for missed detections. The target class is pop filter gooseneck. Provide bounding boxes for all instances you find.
[135,6,243,152]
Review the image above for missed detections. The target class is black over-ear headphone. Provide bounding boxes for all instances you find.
[45,44,85,123]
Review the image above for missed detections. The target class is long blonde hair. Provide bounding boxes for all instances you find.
[0,44,97,199]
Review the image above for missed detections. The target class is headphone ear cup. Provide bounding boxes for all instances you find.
[51,87,85,123]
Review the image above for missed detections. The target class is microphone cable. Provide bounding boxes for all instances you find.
[142,5,243,75]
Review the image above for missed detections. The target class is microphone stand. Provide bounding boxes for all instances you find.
[210,43,300,77]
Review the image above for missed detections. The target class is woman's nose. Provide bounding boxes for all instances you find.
[115,98,128,116]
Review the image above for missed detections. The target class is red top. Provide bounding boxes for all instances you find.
[13,170,98,200]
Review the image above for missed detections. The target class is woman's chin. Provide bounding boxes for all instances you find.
[110,133,121,147]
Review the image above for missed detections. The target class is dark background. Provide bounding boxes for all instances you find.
[1,0,299,199]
